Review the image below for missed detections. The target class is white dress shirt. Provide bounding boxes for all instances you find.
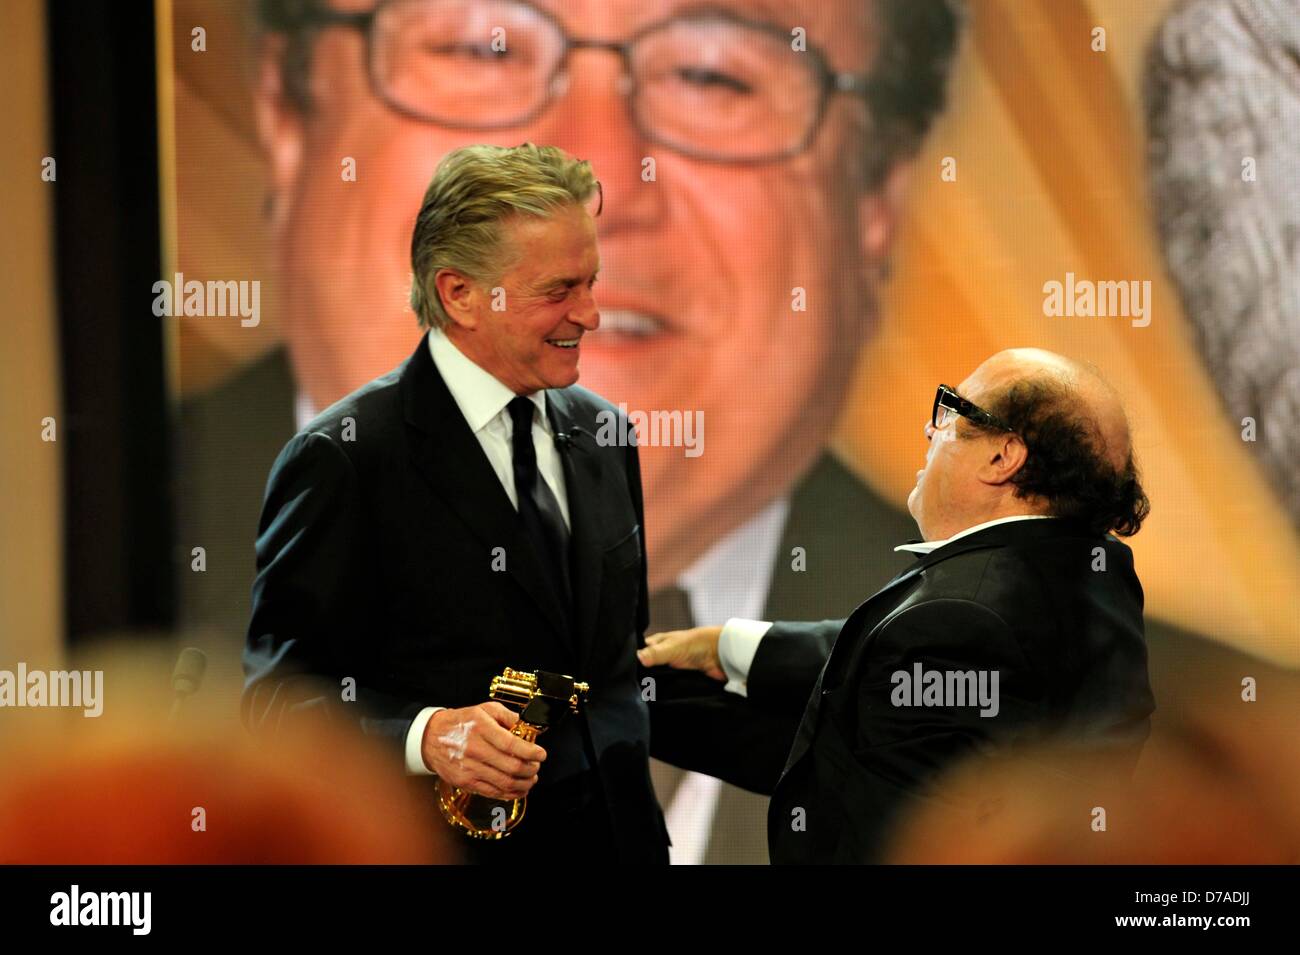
[656,497,789,864]
[716,514,1054,694]
[402,328,571,774]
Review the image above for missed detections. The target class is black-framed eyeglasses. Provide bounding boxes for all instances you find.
[931,384,1016,434]
[295,0,878,164]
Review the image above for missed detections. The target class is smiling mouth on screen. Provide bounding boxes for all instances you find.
[588,309,666,340]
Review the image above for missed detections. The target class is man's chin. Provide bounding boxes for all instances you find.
[547,366,581,390]
[532,352,580,390]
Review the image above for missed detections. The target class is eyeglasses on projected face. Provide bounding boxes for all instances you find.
[295,0,879,164]
[931,384,1016,434]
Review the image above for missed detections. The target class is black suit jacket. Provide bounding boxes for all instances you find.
[190,348,1282,863]
[242,337,669,862]
[753,518,1156,864]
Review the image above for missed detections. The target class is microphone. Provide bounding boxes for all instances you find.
[169,647,207,722]
[554,426,584,450]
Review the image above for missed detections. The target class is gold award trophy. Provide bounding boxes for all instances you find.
[436,668,589,839]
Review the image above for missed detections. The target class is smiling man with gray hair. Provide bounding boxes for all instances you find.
[243,142,695,862]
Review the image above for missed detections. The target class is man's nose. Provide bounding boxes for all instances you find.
[533,51,665,236]
[571,290,600,330]
[924,420,936,441]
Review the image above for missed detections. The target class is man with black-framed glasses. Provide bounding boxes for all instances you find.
[640,348,1156,862]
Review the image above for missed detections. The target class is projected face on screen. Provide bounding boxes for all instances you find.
[256,0,909,588]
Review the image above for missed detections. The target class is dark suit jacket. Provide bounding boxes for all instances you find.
[184,347,1285,863]
[241,337,669,862]
[643,453,919,863]
[753,518,1156,864]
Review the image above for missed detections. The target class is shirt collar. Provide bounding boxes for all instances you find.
[894,514,1054,555]
[678,496,790,623]
[427,327,547,434]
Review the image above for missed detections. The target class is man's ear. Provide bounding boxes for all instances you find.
[858,161,913,264]
[434,269,479,330]
[978,433,1030,486]
[255,34,304,234]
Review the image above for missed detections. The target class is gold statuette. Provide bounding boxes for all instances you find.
[436,668,589,839]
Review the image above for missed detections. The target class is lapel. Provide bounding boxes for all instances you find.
[775,548,951,779]
[544,387,604,672]
[779,518,1088,778]
[399,337,571,649]
[812,551,944,691]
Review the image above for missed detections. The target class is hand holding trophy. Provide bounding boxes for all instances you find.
[428,668,588,839]
[421,701,545,802]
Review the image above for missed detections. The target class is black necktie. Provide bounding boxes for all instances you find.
[507,396,572,607]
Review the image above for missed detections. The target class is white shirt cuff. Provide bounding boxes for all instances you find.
[718,618,772,697]
[405,706,444,775]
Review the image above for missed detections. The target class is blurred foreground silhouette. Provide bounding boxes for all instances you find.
[886,673,1300,864]
[0,645,454,864]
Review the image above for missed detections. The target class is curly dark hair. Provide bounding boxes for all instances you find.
[860,0,965,182]
[253,0,964,184]
[962,378,1151,538]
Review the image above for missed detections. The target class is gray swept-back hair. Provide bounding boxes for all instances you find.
[408,143,599,329]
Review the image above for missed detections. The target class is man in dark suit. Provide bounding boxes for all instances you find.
[185,0,1282,865]
[244,143,678,862]
[641,348,1158,862]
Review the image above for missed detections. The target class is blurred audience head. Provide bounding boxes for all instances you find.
[0,650,452,863]
[886,678,1300,863]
